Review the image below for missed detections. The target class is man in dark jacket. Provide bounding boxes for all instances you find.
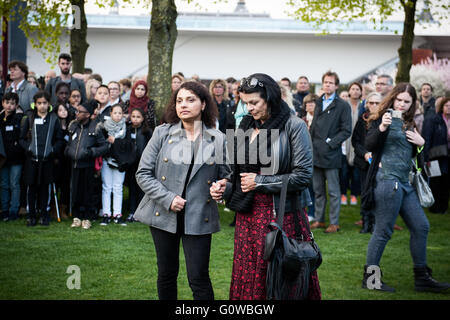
[65,99,108,229]
[45,53,87,106]
[419,83,436,121]
[293,76,310,117]
[309,71,352,233]
[0,92,24,221]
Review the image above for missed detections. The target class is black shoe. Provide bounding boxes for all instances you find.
[114,215,127,226]
[229,214,236,227]
[2,211,9,222]
[100,216,111,226]
[126,214,134,223]
[362,265,395,292]
[27,218,37,227]
[414,266,450,293]
[9,213,19,221]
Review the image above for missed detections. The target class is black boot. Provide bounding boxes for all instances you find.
[360,214,370,233]
[362,265,395,292]
[27,211,37,227]
[414,266,450,293]
[40,210,50,226]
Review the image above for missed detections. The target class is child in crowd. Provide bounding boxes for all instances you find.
[19,91,64,226]
[97,104,133,226]
[0,92,24,221]
[65,99,108,229]
[93,85,111,123]
[125,108,152,222]
[52,103,73,219]
[69,89,82,108]
[55,82,77,120]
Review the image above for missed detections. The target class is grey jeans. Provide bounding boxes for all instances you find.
[312,167,341,225]
[366,173,430,268]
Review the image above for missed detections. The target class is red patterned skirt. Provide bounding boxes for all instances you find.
[229,193,321,300]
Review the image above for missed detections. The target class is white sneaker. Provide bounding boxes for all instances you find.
[81,219,92,230]
[308,215,315,223]
[71,218,82,228]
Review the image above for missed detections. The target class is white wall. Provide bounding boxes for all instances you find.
[27,28,425,84]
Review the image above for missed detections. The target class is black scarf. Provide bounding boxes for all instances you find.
[226,101,292,213]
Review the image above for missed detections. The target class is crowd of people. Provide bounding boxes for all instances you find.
[1,52,449,299]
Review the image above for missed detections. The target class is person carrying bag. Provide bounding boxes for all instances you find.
[264,175,322,300]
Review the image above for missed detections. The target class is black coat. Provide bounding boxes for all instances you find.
[65,119,108,168]
[351,112,370,171]
[0,111,24,166]
[422,112,449,174]
[309,95,352,168]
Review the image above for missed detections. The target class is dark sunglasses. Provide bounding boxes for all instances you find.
[239,77,264,90]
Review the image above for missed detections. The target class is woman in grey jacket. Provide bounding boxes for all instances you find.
[134,81,231,300]
[210,73,321,300]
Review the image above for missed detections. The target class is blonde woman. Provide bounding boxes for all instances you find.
[86,78,101,100]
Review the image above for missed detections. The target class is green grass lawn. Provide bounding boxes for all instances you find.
[0,202,449,300]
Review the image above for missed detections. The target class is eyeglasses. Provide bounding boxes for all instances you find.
[367,101,380,105]
[239,77,264,90]
[71,95,81,99]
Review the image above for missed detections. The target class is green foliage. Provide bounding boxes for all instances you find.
[1,0,73,65]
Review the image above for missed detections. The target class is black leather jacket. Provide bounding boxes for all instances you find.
[65,119,108,168]
[224,115,313,214]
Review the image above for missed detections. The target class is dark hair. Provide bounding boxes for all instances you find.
[322,70,340,86]
[226,77,236,83]
[130,107,150,133]
[58,53,72,62]
[8,60,29,79]
[119,78,132,88]
[281,77,291,86]
[70,88,81,95]
[436,96,450,113]
[108,81,120,88]
[2,92,19,104]
[298,76,309,82]
[89,73,103,83]
[163,81,218,128]
[420,82,433,92]
[368,82,417,129]
[97,84,110,93]
[110,103,124,113]
[33,90,51,103]
[238,73,282,116]
[378,74,393,86]
[55,82,70,94]
[84,68,93,74]
[348,82,363,99]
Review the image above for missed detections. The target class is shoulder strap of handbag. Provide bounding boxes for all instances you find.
[276,174,315,241]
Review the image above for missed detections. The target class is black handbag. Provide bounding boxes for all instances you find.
[264,175,322,300]
[428,144,448,161]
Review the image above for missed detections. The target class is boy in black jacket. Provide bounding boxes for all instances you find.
[65,99,108,229]
[0,92,24,221]
[19,91,65,226]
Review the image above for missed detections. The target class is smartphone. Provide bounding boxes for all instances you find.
[392,110,402,119]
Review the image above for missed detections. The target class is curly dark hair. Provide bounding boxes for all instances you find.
[163,81,218,128]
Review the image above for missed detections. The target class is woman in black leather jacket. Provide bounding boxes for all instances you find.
[210,73,320,300]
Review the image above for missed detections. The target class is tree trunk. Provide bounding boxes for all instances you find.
[396,0,417,83]
[147,0,178,119]
[70,0,89,74]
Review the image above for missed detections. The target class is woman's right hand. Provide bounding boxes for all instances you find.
[379,112,392,132]
[170,195,186,212]
[210,180,227,201]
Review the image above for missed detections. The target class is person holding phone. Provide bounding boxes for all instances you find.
[361,83,449,293]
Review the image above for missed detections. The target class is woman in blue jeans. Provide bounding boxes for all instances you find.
[362,83,449,293]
